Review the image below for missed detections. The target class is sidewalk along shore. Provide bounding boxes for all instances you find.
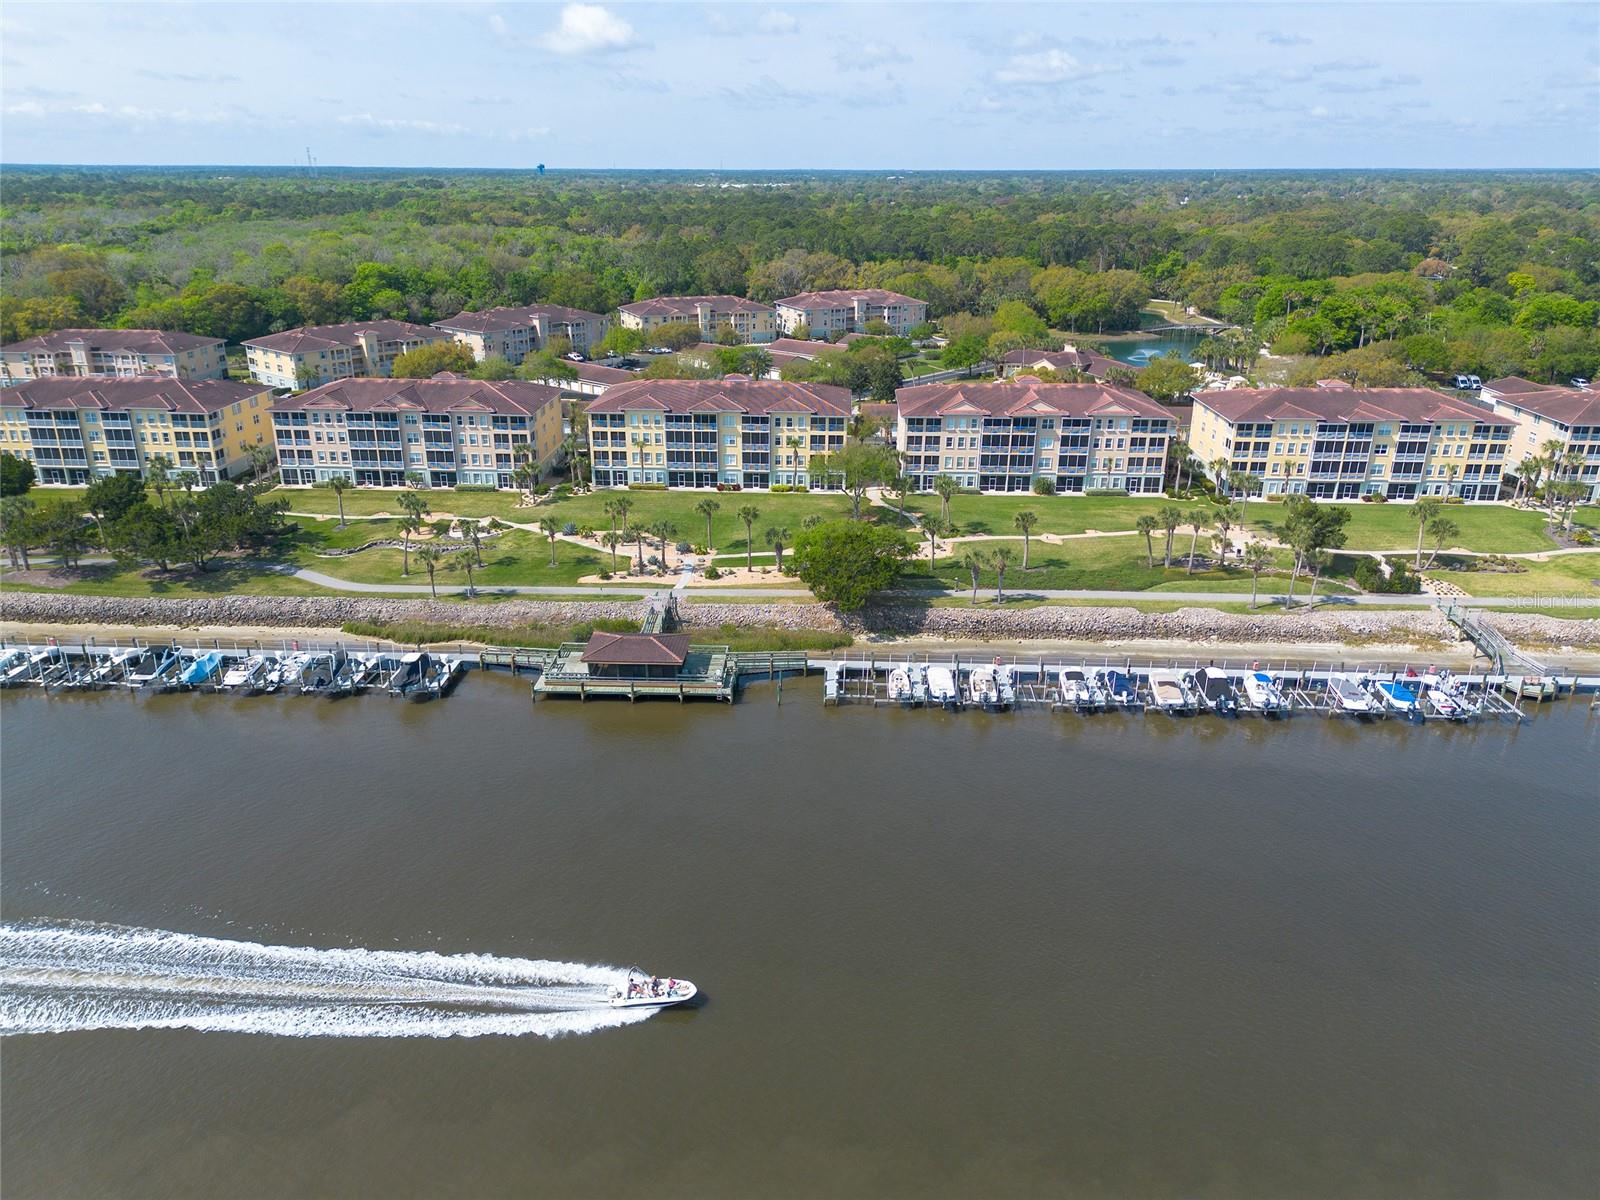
[3,591,1597,653]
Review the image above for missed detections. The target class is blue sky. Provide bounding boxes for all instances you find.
[2,1,1596,169]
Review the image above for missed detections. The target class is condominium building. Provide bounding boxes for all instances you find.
[616,296,777,343]
[431,303,609,364]
[244,320,453,390]
[0,328,227,384]
[0,376,274,486]
[586,377,849,489]
[1188,387,1514,500]
[271,376,564,489]
[775,289,929,338]
[1479,377,1600,500]
[895,380,1176,494]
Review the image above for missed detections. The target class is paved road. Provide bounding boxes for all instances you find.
[285,569,1593,609]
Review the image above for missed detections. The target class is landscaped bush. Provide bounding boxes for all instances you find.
[628,482,667,491]
[597,571,612,580]
[1032,477,1056,495]
[485,518,506,531]
[1354,557,1421,593]
[715,482,744,491]
[703,564,722,579]
[770,484,793,492]
[1572,529,1595,546]
[562,521,577,535]
[793,484,810,493]
[577,523,595,537]
[676,540,691,553]
[1085,487,1129,497]
[1361,492,1388,503]
[553,484,572,498]
[430,519,452,536]
[1444,495,1465,504]
[454,483,498,492]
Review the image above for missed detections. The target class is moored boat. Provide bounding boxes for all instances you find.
[1147,669,1193,713]
[1096,669,1138,708]
[1190,667,1238,716]
[887,666,913,707]
[1241,670,1287,714]
[1326,673,1378,716]
[967,664,1001,711]
[906,663,928,706]
[926,665,958,710]
[1369,678,1420,716]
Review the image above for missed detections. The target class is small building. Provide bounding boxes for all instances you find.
[1479,377,1600,500]
[244,320,453,390]
[617,296,776,343]
[579,632,691,679]
[774,289,929,338]
[431,304,608,364]
[998,345,1136,382]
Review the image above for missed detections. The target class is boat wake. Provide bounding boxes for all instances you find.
[0,922,657,1038]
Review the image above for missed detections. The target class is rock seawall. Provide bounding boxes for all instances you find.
[5,590,1596,648]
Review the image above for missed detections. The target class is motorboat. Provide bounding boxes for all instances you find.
[177,651,226,690]
[926,665,958,710]
[0,648,28,685]
[1146,669,1194,713]
[994,664,1016,709]
[823,664,840,704]
[1419,670,1472,720]
[34,647,74,688]
[85,647,141,689]
[220,654,273,694]
[5,648,57,686]
[1096,669,1138,708]
[1190,667,1238,716]
[906,663,928,706]
[1240,670,1286,714]
[967,664,1001,711]
[298,650,348,695]
[886,666,913,707]
[1326,673,1378,716]
[388,652,431,698]
[608,970,697,1009]
[125,647,180,691]
[1369,678,1420,716]
[1058,667,1094,709]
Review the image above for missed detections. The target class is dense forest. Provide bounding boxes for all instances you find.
[2,168,1597,382]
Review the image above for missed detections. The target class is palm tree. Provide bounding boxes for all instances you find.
[991,544,1014,602]
[961,548,988,602]
[540,517,560,567]
[885,473,912,522]
[415,544,444,599]
[1540,438,1568,512]
[653,521,677,571]
[1243,541,1273,608]
[933,474,959,526]
[603,498,621,538]
[765,526,790,573]
[1411,497,1442,569]
[1157,504,1184,568]
[602,529,623,573]
[1135,514,1159,567]
[1212,503,1242,565]
[1443,462,1460,498]
[1210,457,1232,495]
[612,497,634,537]
[454,546,478,597]
[1013,509,1038,569]
[147,454,175,508]
[633,527,648,574]
[785,436,804,484]
[1184,511,1210,575]
[921,514,946,575]
[737,504,760,571]
[399,488,429,527]
[1423,516,1459,570]
[328,474,349,527]
[695,497,720,550]
[398,514,422,576]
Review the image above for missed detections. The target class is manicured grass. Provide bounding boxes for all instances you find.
[531,489,871,554]
[1,563,378,599]
[1481,605,1600,620]
[1244,502,1555,553]
[1573,506,1600,531]
[903,539,1358,595]
[307,529,608,588]
[903,493,1212,537]
[340,618,850,652]
[1429,553,1600,598]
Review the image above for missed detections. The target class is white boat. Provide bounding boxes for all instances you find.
[125,648,180,691]
[85,647,141,688]
[608,971,697,1009]
[1147,669,1193,712]
[926,665,958,709]
[1241,670,1286,713]
[1057,668,1093,709]
[220,654,272,694]
[1326,673,1378,715]
[1419,670,1472,720]
[994,665,1016,708]
[1096,669,1137,707]
[967,665,1001,711]
[886,666,913,706]
[1369,678,1420,715]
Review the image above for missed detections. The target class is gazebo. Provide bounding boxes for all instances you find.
[578,632,692,680]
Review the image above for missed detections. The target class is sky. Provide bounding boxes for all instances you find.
[1,1,1596,170]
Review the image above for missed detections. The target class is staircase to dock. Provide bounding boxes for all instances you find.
[1441,602,1548,675]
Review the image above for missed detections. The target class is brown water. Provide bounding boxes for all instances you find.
[2,677,1597,1199]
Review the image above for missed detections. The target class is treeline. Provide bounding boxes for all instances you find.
[2,169,1597,380]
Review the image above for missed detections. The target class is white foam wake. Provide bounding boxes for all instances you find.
[0,922,659,1038]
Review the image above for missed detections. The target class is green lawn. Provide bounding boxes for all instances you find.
[1429,554,1600,598]
[1246,502,1555,553]
[1573,506,1600,532]
[903,493,1213,537]
[1,563,381,599]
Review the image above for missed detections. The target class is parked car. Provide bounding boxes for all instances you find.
[1452,374,1482,390]
[1571,377,1590,389]
[565,351,586,362]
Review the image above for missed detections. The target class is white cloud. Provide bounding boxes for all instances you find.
[757,10,798,35]
[339,113,470,136]
[995,48,1085,85]
[2,99,233,125]
[839,42,909,70]
[537,4,637,55]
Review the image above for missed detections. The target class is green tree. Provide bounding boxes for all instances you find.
[1157,504,1185,568]
[961,547,988,602]
[736,504,760,571]
[518,350,579,383]
[816,442,899,519]
[390,342,476,378]
[1424,516,1460,570]
[1135,354,1199,404]
[764,525,791,573]
[468,355,518,381]
[0,496,37,569]
[328,474,350,527]
[540,517,560,566]
[1283,496,1351,607]
[1013,509,1038,569]
[789,519,909,610]
[83,472,148,543]
[1410,497,1443,568]
[650,321,703,351]
[1243,541,1273,608]
[1184,511,1211,574]
[990,543,1014,601]
[1135,514,1159,567]
[0,452,36,497]
[602,529,623,574]
[941,333,987,376]
[920,514,946,574]
[933,473,960,525]
[694,497,721,549]
[414,544,443,597]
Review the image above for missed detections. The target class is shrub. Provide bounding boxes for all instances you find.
[1354,557,1422,593]
[1085,487,1129,497]
[553,484,572,498]
[430,519,453,536]
[562,521,577,535]
[1572,529,1595,546]
[793,484,810,493]
[577,523,595,538]
[1032,477,1056,495]
[692,544,709,555]
[485,518,506,531]
[597,571,612,580]
[1444,495,1465,504]
[1361,492,1388,503]
[628,482,668,491]
[770,484,793,493]
[676,540,691,553]
[454,483,498,493]
[703,564,722,580]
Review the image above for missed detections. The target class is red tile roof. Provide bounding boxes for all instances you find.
[0,375,267,413]
[1194,387,1512,426]
[269,376,561,416]
[244,320,445,354]
[586,378,849,416]
[618,295,772,318]
[431,304,606,334]
[776,288,926,309]
[1483,378,1600,428]
[580,631,690,666]
[2,327,224,354]
[895,381,1174,421]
